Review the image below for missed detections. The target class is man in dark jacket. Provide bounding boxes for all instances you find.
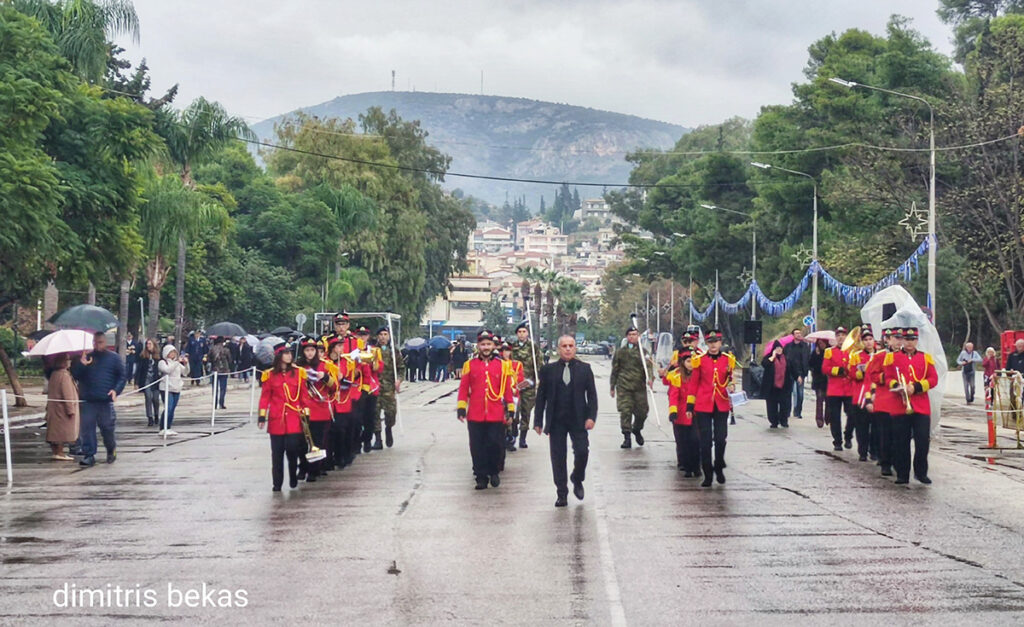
[71,332,126,466]
[1007,339,1024,376]
[783,329,811,420]
[534,335,598,508]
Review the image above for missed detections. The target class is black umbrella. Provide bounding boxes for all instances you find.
[28,329,53,341]
[255,336,285,367]
[270,326,299,338]
[206,321,246,337]
[48,304,117,333]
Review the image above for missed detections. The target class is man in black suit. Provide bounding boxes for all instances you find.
[534,335,599,508]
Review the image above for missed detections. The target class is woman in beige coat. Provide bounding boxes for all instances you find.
[46,354,80,460]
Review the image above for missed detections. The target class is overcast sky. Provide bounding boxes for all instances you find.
[118,1,954,127]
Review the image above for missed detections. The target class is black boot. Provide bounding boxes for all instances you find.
[372,432,383,450]
[505,433,517,452]
[620,432,632,449]
[633,429,645,446]
[385,427,394,448]
[519,432,528,449]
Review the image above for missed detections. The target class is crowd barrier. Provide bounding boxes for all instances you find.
[1,366,259,486]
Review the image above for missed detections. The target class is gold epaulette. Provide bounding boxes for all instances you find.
[883,352,894,366]
[691,355,702,368]
[727,353,736,369]
[925,353,934,365]
[666,370,682,387]
[462,361,471,375]
[824,348,833,359]
[260,369,270,383]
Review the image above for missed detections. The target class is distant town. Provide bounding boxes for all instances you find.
[422,197,635,339]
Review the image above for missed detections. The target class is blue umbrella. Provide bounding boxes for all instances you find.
[428,335,451,350]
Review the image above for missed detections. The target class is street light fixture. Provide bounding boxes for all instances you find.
[829,76,937,324]
[750,161,819,330]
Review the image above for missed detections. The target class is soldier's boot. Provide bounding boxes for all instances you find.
[632,429,645,446]
[505,432,517,452]
[372,432,383,450]
[519,432,528,449]
[385,427,394,448]
[620,432,632,449]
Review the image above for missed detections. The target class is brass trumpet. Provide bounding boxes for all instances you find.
[300,411,327,463]
[895,367,914,415]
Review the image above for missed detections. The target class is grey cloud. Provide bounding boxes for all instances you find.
[121,0,953,127]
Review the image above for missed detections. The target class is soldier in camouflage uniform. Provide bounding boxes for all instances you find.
[610,327,654,449]
[510,322,544,450]
[375,327,405,449]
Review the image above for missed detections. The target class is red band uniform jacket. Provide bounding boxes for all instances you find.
[458,356,515,422]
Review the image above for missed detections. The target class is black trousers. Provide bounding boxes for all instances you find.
[350,398,367,455]
[874,414,893,469]
[548,425,589,496]
[270,433,304,489]
[331,412,355,467]
[850,405,875,458]
[826,396,854,448]
[673,422,700,472]
[697,409,729,476]
[892,413,930,480]
[467,421,505,479]
[764,390,792,427]
[363,395,378,441]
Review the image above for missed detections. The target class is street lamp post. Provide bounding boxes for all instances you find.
[700,203,755,320]
[750,162,818,330]
[829,77,936,324]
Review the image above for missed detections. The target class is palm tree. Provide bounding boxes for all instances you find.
[552,277,585,336]
[139,174,228,338]
[12,0,139,82]
[159,97,253,345]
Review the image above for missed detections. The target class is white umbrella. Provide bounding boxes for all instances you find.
[244,334,259,347]
[27,329,94,356]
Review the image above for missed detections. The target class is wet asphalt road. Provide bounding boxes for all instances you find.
[2,359,1024,626]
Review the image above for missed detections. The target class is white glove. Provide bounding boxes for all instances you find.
[349,349,362,362]
[306,369,322,382]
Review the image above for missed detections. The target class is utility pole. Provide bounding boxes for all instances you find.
[391,70,395,91]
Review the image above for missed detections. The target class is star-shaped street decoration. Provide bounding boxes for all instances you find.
[792,247,814,268]
[737,268,754,286]
[898,201,928,241]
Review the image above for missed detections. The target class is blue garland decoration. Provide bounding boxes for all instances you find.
[684,237,934,320]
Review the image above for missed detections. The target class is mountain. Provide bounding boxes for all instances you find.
[252,92,688,206]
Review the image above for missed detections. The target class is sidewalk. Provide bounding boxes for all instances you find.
[1,375,258,429]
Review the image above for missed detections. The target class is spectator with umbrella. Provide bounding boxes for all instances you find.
[45,353,79,461]
[71,332,126,466]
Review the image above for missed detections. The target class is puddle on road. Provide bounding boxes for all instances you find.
[814,450,849,463]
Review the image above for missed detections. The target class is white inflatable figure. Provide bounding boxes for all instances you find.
[861,285,948,434]
[655,332,674,369]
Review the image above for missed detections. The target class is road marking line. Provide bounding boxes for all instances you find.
[591,463,628,627]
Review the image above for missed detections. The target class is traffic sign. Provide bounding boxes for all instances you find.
[802,315,814,327]
[295,313,307,331]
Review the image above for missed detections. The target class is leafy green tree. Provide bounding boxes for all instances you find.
[481,295,512,338]
[158,96,252,345]
[937,0,1024,61]
[139,173,228,336]
[12,0,139,82]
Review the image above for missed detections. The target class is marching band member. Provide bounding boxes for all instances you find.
[322,311,359,355]
[501,340,526,453]
[327,337,358,469]
[846,325,878,462]
[258,342,311,492]
[883,327,938,485]
[667,348,700,477]
[355,325,383,452]
[865,328,901,476]
[822,326,854,452]
[296,336,337,480]
[688,329,735,487]
[457,330,515,490]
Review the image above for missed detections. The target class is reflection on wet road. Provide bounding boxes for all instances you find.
[2,359,1024,624]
